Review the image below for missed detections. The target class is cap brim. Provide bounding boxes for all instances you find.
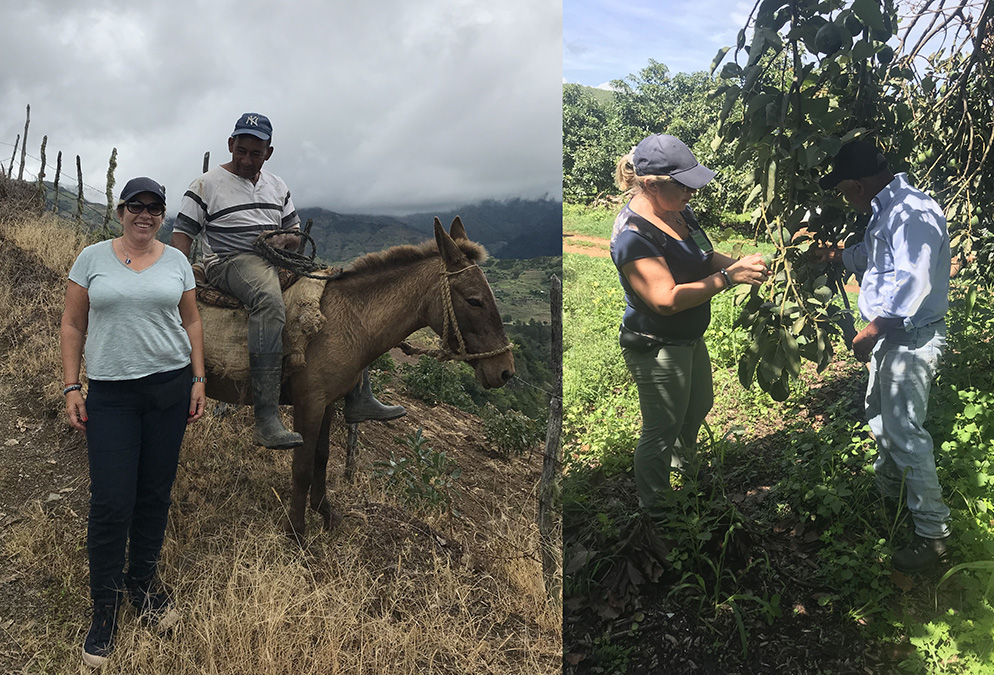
[819,171,843,190]
[232,129,271,140]
[671,164,716,190]
[119,192,165,204]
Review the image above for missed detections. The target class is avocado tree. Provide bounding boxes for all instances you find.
[711,0,991,400]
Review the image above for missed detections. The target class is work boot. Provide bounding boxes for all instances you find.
[82,593,121,668]
[344,367,406,424]
[127,573,181,632]
[249,353,303,448]
[893,533,951,574]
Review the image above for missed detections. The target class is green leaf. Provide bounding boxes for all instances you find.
[852,0,885,32]
[710,47,731,75]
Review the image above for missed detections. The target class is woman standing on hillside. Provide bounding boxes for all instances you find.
[610,134,768,516]
[60,177,205,668]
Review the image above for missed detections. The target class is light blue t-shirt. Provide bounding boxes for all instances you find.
[68,240,196,380]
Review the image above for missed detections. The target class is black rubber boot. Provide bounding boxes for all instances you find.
[344,367,406,424]
[82,593,121,668]
[249,353,303,448]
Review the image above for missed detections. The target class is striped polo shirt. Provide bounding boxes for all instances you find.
[174,166,300,268]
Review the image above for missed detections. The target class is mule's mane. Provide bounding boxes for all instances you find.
[345,237,488,275]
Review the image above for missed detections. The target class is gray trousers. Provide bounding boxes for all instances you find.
[206,253,285,355]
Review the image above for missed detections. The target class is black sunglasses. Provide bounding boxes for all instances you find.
[125,201,165,216]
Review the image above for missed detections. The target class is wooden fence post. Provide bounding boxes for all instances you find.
[75,156,83,226]
[103,148,117,234]
[37,135,47,206]
[53,151,62,215]
[17,104,29,181]
[345,423,359,482]
[8,134,18,179]
[538,274,563,603]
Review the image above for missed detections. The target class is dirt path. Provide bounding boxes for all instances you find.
[562,233,610,258]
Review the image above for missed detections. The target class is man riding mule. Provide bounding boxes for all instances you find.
[196,218,515,540]
[171,112,404,449]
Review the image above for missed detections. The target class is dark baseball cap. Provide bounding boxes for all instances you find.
[119,177,166,204]
[819,140,888,189]
[231,112,273,140]
[632,134,716,189]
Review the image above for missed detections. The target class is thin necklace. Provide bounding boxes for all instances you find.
[119,239,152,266]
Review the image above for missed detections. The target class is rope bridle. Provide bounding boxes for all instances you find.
[401,262,513,363]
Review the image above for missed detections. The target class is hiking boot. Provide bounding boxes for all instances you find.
[82,595,121,668]
[127,574,181,632]
[893,533,951,574]
[249,353,303,448]
[344,367,406,424]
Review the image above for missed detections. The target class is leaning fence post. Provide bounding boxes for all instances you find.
[8,134,19,179]
[17,104,29,181]
[53,151,62,215]
[538,274,562,603]
[75,155,83,227]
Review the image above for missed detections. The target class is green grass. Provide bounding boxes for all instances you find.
[563,203,616,239]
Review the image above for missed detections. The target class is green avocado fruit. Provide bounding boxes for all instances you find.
[815,23,845,55]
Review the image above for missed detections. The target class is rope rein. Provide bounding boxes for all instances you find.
[254,229,342,279]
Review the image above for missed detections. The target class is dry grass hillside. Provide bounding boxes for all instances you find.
[0,180,561,674]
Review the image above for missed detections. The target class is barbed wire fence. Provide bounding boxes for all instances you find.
[1,105,121,233]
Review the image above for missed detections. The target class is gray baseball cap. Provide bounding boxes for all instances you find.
[632,134,715,189]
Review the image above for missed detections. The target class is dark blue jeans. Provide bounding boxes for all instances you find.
[85,366,190,602]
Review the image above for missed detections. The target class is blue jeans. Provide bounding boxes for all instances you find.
[85,367,190,601]
[866,322,949,539]
[623,340,713,513]
[206,253,285,355]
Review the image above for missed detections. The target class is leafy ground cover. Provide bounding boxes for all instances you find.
[563,213,994,673]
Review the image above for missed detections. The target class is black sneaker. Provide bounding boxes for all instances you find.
[82,597,120,668]
[127,574,181,631]
[893,533,950,573]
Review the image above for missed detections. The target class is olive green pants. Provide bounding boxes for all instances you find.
[622,339,713,514]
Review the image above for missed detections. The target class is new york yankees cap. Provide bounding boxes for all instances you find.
[231,113,273,140]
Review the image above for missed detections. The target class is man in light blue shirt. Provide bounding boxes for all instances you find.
[819,140,951,573]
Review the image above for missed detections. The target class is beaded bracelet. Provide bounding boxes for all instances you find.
[192,376,206,384]
[63,384,83,396]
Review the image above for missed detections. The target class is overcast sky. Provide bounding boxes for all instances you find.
[564,0,751,87]
[1,0,562,217]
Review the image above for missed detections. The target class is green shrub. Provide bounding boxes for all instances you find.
[481,404,541,458]
[400,356,476,412]
[373,429,462,515]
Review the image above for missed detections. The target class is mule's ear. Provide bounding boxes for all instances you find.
[435,217,469,270]
[449,216,468,241]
